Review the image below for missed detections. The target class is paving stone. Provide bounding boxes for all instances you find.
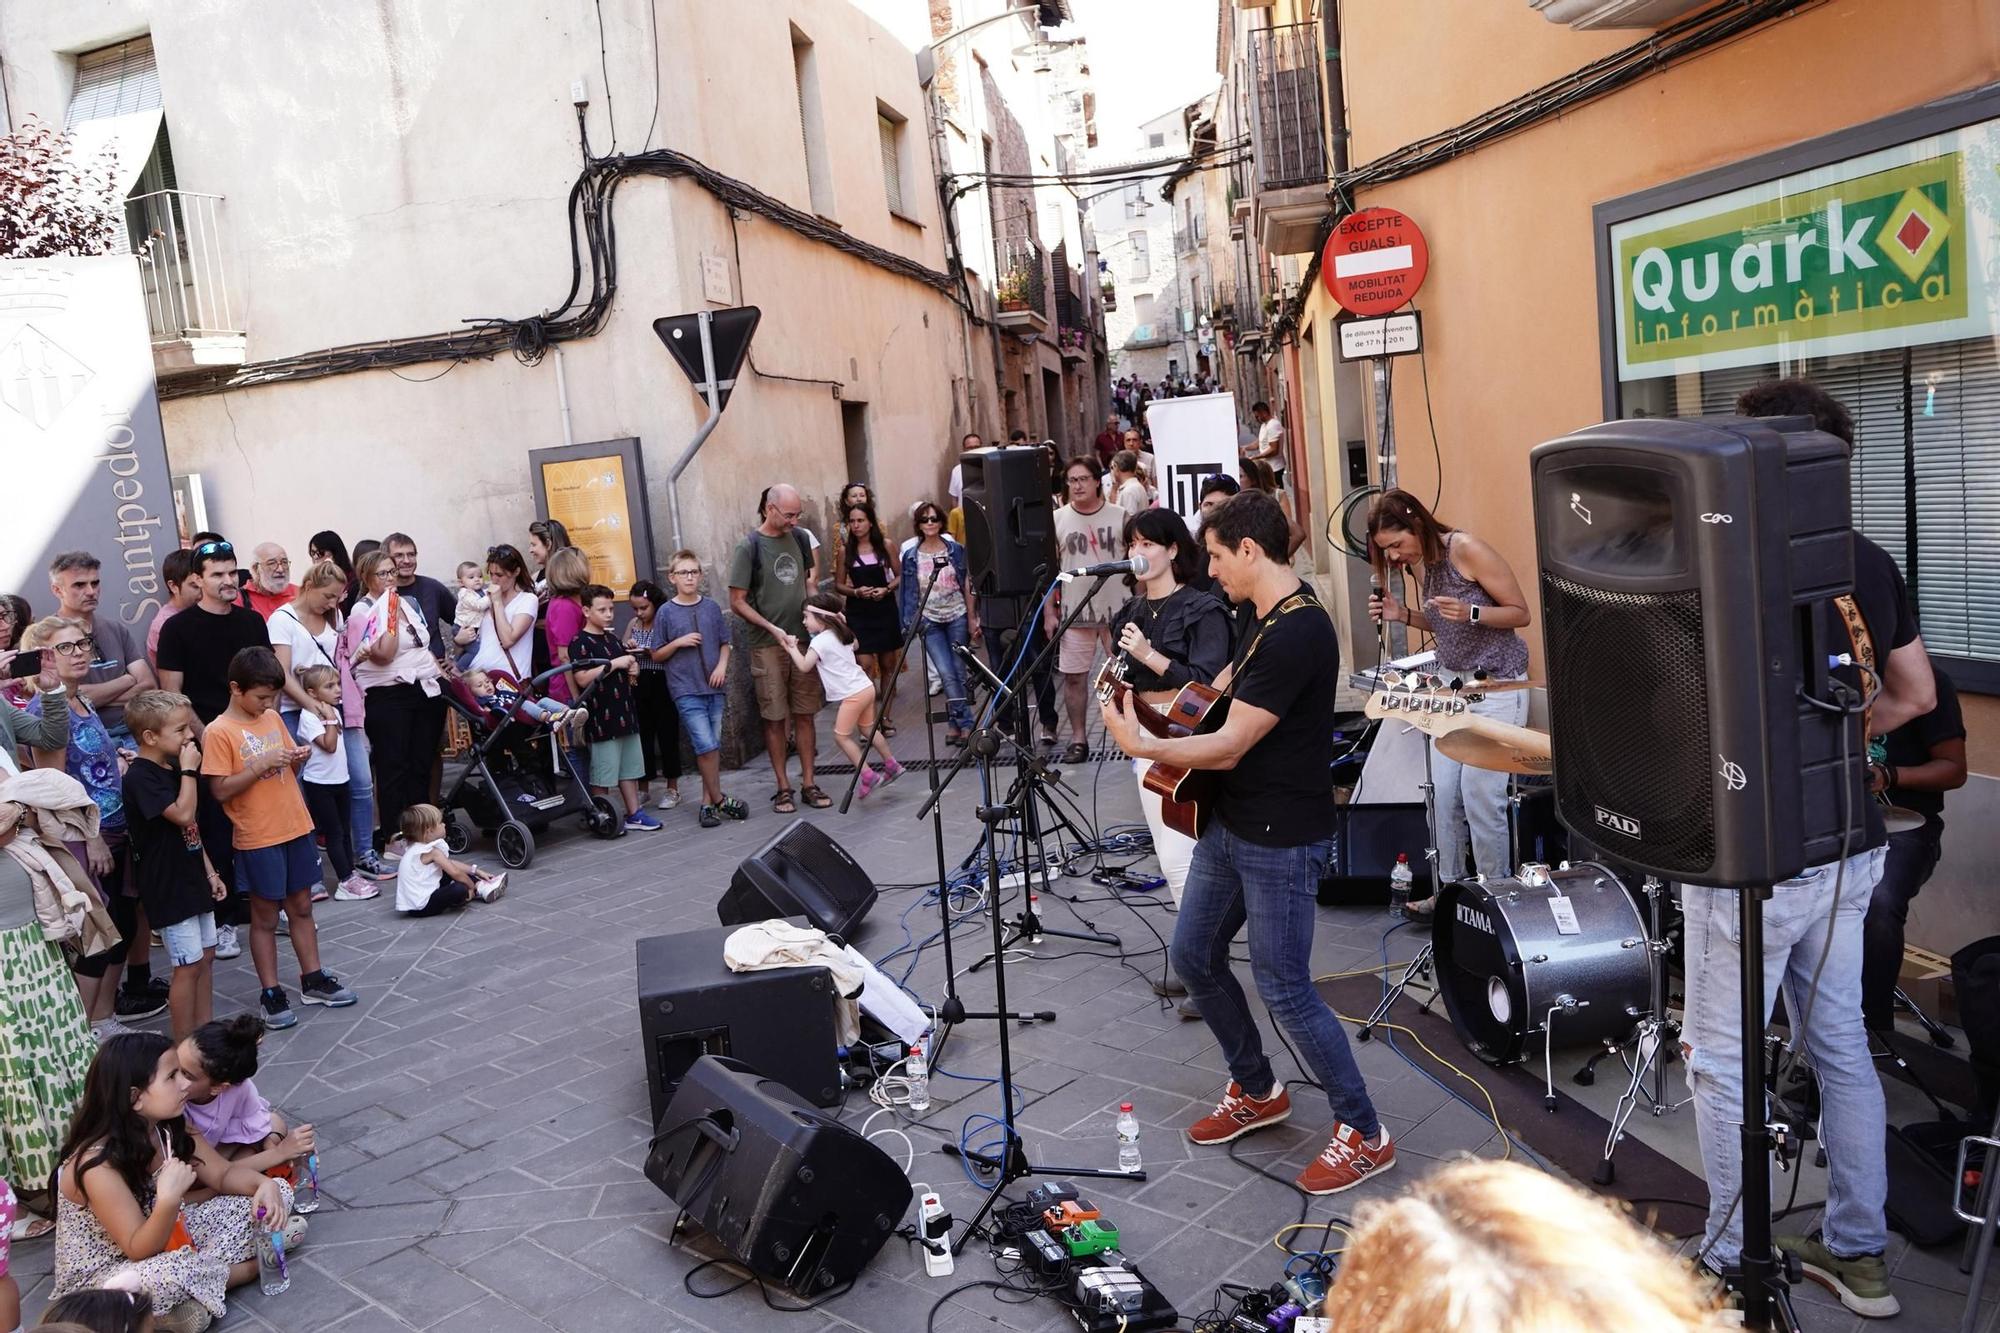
[459,1238,604,1317]
[345,1247,491,1328]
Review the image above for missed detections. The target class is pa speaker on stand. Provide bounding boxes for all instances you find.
[960,446,1057,600]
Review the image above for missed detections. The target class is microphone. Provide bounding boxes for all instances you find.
[1058,553,1152,582]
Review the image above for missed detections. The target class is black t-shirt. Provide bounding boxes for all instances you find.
[155,604,272,723]
[1107,586,1234,693]
[573,629,639,742]
[121,757,214,929]
[1216,585,1338,847]
[1885,668,1964,823]
[400,575,458,660]
[1809,534,1919,858]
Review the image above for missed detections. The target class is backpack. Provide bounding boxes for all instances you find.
[745,528,814,595]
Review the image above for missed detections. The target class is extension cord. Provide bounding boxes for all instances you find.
[919,1190,954,1278]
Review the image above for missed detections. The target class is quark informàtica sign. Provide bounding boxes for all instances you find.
[1610,117,1998,381]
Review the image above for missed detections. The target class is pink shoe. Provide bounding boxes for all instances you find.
[857,767,881,800]
[880,759,905,787]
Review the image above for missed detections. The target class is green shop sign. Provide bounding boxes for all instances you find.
[1610,137,1992,381]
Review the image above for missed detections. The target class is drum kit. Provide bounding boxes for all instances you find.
[1359,670,1686,1184]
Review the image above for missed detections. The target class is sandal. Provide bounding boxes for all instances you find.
[800,785,833,809]
[1402,895,1436,923]
[771,788,797,815]
[9,1214,52,1242]
[1061,742,1091,765]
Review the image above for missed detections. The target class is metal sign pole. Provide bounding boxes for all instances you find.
[1375,354,1409,657]
[666,310,723,551]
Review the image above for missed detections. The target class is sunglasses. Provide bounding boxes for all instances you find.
[193,540,234,558]
[917,514,943,525]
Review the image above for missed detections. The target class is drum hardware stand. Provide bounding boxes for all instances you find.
[1580,875,1691,1185]
[1891,985,1958,1049]
[1357,945,1437,1042]
[1541,997,1589,1112]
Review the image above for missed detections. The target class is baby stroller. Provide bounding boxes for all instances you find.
[440,663,621,868]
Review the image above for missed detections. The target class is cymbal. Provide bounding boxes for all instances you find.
[1437,717,1554,775]
[1879,805,1926,834]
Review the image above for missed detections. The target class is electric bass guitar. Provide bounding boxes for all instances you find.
[1093,655,1229,839]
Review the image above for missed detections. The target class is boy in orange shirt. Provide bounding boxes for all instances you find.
[201,646,359,1030]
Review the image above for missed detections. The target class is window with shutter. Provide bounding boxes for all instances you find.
[67,37,160,124]
[879,114,904,217]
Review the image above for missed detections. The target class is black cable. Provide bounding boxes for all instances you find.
[593,0,618,151]
[640,0,661,153]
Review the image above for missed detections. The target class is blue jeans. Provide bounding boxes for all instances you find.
[343,725,374,861]
[1171,824,1380,1136]
[919,616,973,733]
[1680,846,1889,1267]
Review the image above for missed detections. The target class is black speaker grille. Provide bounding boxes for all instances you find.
[1542,574,1715,874]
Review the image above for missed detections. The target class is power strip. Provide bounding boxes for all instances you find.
[918,1190,954,1278]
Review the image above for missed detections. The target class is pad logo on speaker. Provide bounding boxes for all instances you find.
[1593,805,1642,839]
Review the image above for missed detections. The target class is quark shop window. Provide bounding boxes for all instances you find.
[1602,100,2000,691]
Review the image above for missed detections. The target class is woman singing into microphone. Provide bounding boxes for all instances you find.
[1108,509,1233,1009]
[1366,490,1532,911]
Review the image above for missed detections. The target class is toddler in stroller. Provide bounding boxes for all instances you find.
[463,667,586,740]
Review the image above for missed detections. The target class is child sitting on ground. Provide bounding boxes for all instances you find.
[120,690,230,1043]
[451,561,488,666]
[295,667,377,902]
[394,804,505,916]
[782,592,905,801]
[176,1016,315,1180]
[461,668,583,737]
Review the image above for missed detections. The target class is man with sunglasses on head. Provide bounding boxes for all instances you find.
[383,532,458,663]
[157,537,272,961]
[49,551,155,746]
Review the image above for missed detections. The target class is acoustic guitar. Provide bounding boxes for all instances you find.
[1093,655,1229,839]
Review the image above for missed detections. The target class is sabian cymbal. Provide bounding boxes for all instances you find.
[1436,717,1554,775]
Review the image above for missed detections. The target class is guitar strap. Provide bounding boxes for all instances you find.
[1833,593,1875,739]
[1217,588,1319,706]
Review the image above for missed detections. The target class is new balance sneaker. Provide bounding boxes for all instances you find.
[698,804,723,829]
[357,849,395,881]
[113,987,168,1021]
[657,788,683,811]
[261,988,298,1031]
[1776,1232,1899,1318]
[718,795,749,821]
[1186,1081,1292,1146]
[333,875,380,901]
[473,873,507,903]
[1296,1122,1395,1196]
[625,810,664,832]
[213,924,242,959]
[299,972,357,1008]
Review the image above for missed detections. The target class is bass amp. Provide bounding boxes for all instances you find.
[1530,414,1857,887]
[645,1055,912,1296]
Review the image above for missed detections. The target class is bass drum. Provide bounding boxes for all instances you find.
[1432,864,1650,1066]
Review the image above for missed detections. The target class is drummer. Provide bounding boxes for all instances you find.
[1367,489,1533,911]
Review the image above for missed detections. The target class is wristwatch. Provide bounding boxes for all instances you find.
[1468,604,1482,626]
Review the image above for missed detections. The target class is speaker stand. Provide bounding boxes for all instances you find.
[1726,884,1803,1333]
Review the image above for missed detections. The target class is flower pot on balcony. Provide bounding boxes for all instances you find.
[1000,298,1028,313]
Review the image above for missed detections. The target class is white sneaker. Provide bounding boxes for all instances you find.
[656,789,683,810]
[473,873,507,903]
[213,924,241,959]
[333,875,380,901]
[91,1017,135,1043]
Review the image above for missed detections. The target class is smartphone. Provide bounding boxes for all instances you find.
[5,650,43,679]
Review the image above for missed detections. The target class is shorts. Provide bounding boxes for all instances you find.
[587,730,645,787]
[235,833,325,901]
[750,643,824,723]
[674,692,728,756]
[1059,624,1110,675]
[159,912,218,967]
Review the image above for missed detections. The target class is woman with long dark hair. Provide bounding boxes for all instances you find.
[1107,509,1232,1002]
[306,531,354,615]
[624,580,683,810]
[899,502,975,746]
[832,503,903,736]
[468,544,538,683]
[48,1034,293,1326]
[1367,488,1532,903]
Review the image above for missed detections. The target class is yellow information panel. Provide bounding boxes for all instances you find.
[539,455,636,588]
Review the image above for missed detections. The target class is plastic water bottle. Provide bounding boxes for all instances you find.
[254,1207,290,1295]
[294,1153,320,1214]
[1388,853,1414,918]
[907,1043,930,1113]
[1116,1102,1141,1172]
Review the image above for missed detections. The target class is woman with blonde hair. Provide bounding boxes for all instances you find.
[539,546,592,705]
[1323,1159,1733,1332]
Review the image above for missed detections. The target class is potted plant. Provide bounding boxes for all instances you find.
[997,269,1030,311]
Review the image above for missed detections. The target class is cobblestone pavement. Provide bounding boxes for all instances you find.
[11,711,1986,1332]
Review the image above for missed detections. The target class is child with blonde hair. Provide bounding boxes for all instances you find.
[781,592,904,801]
[394,804,505,916]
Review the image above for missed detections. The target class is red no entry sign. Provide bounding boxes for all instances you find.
[1323,208,1428,317]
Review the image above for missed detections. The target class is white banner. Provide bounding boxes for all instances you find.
[1142,392,1240,527]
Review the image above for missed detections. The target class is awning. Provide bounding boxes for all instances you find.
[65,108,164,199]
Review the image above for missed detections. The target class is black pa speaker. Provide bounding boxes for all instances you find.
[961,446,1057,598]
[636,923,842,1124]
[1530,415,1858,887]
[645,1055,912,1295]
[718,818,878,939]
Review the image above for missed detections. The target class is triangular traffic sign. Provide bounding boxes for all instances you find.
[652,306,761,412]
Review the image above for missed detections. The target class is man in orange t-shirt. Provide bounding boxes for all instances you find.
[201,646,358,1030]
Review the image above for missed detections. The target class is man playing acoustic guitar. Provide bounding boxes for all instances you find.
[1100,491,1391,1195]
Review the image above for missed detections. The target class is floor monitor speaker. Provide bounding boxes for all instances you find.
[718,818,878,940]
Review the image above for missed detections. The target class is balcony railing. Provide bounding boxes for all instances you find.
[995,237,1049,325]
[127,190,239,343]
[1247,23,1327,192]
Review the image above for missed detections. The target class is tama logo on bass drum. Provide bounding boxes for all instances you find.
[1455,902,1495,936]
[1593,805,1641,839]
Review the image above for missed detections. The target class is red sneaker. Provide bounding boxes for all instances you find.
[1296,1121,1395,1196]
[1186,1081,1291,1146]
